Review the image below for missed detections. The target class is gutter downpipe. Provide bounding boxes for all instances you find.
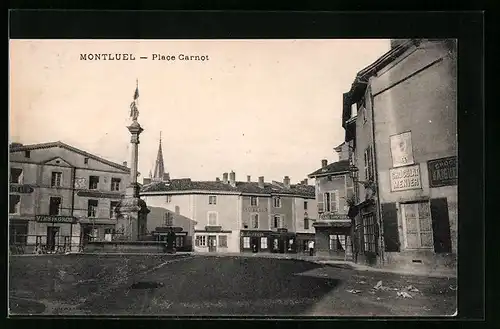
[369,85,385,268]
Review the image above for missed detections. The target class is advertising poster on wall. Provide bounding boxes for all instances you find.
[390,131,414,168]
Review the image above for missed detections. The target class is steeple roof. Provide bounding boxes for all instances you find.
[152,132,165,181]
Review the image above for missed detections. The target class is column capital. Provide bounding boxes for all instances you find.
[127,121,144,135]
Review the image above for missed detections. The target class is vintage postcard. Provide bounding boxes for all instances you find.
[9,38,457,317]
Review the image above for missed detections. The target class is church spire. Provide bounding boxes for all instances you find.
[152,131,166,181]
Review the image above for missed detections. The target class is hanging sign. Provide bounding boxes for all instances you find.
[390,131,414,167]
[10,184,34,194]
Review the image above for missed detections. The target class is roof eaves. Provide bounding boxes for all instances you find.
[10,141,130,173]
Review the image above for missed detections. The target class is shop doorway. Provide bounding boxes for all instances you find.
[208,235,217,252]
[9,222,28,254]
[46,226,60,252]
[250,237,259,253]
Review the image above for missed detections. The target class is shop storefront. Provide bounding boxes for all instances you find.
[295,233,316,254]
[79,219,117,244]
[269,229,297,253]
[9,218,29,254]
[152,226,191,251]
[28,215,78,253]
[313,213,352,259]
[349,199,379,265]
[240,230,272,253]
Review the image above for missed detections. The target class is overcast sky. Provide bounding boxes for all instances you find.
[9,39,389,183]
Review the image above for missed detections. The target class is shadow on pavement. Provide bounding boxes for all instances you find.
[80,257,343,316]
[9,297,46,315]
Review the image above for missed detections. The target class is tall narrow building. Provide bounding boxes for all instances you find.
[152,132,169,182]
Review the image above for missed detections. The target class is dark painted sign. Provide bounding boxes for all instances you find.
[36,215,77,224]
[427,156,457,188]
[154,226,183,233]
[240,231,267,238]
[77,190,124,199]
[10,184,34,194]
[205,225,222,232]
[319,213,350,221]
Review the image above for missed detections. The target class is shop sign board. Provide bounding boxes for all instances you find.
[390,164,422,192]
[243,207,268,212]
[240,231,266,238]
[319,213,350,221]
[427,156,457,188]
[10,184,34,194]
[35,215,77,224]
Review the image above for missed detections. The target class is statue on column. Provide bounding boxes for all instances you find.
[129,79,140,121]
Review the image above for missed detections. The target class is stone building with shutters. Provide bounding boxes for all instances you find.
[308,153,355,259]
[141,167,315,254]
[9,141,130,254]
[342,39,457,272]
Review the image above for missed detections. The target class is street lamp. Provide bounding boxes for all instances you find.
[348,164,373,188]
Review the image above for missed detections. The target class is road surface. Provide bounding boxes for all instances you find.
[9,254,457,316]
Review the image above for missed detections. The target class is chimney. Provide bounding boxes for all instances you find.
[229,171,236,187]
[258,176,265,188]
[222,172,229,184]
[216,177,221,182]
[163,173,170,181]
[123,161,128,167]
[283,176,290,189]
[321,159,328,167]
[303,178,308,185]
[143,177,151,185]
[247,175,251,182]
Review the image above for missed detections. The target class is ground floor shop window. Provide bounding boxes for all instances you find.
[260,237,267,249]
[401,201,433,250]
[176,236,184,248]
[104,228,114,241]
[363,213,377,252]
[329,235,346,251]
[329,235,336,250]
[338,235,346,251]
[195,235,207,247]
[10,224,28,245]
[243,236,250,248]
[219,235,228,248]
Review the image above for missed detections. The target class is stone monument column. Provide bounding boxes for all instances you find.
[115,82,150,241]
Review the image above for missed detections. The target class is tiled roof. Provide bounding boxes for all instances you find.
[10,141,130,172]
[308,160,350,178]
[141,178,315,198]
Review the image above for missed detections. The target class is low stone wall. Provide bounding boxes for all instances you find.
[84,241,168,254]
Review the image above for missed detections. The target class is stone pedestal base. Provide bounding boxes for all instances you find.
[115,196,150,241]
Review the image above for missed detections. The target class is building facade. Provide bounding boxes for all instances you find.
[140,172,315,254]
[9,141,130,254]
[308,157,355,258]
[342,39,457,272]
